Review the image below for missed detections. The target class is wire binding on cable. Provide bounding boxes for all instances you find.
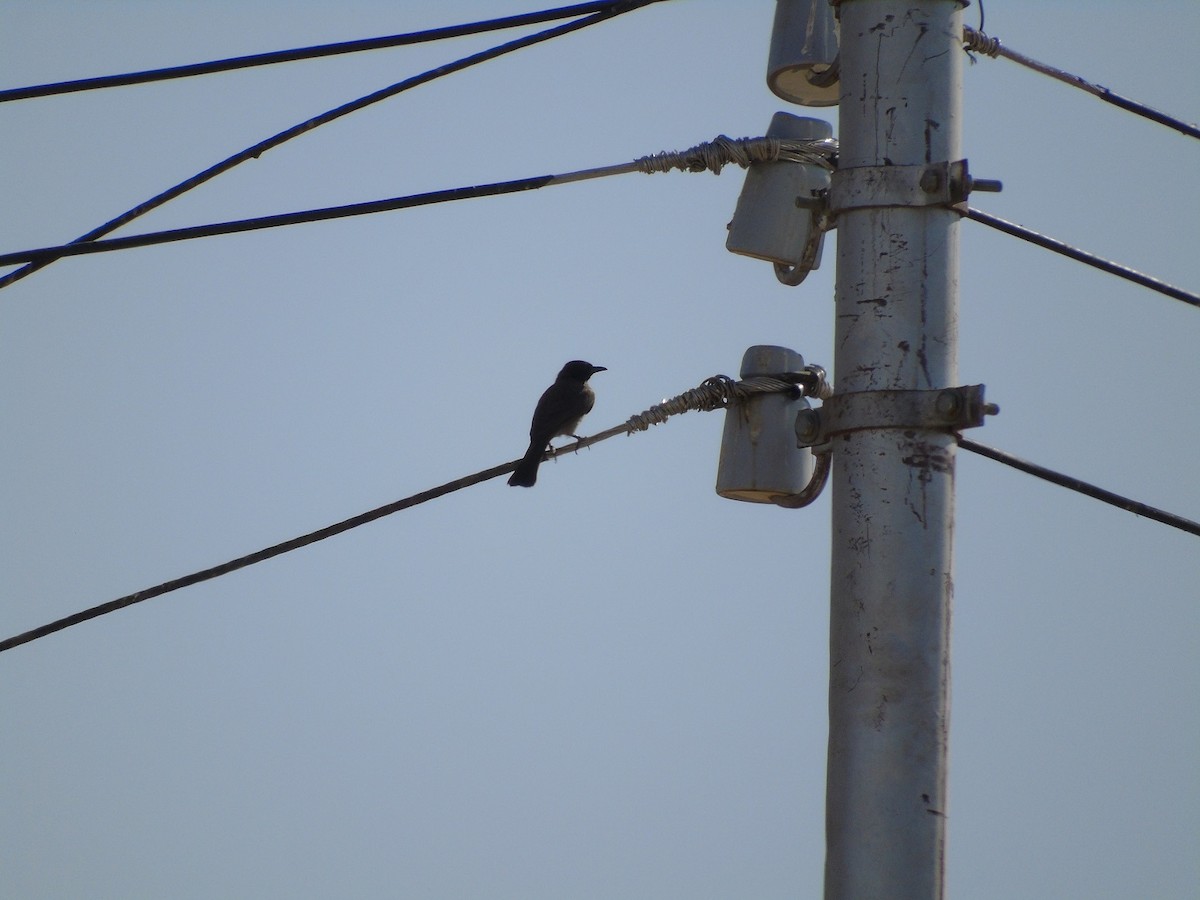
[960,24,1200,140]
[0,136,842,271]
[634,136,838,176]
[962,26,1002,58]
[626,376,740,430]
[624,374,819,433]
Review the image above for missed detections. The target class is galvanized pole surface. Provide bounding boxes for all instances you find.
[825,2,963,899]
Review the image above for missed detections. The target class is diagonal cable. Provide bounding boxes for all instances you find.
[5,377,1195,655]
[962,26,1200,141]
[967,209,1200,309]
[0,0,666,292]
[960,439,1200,537]
[0,135,837,268]
[0,371,816,655]
[0,2,631,102]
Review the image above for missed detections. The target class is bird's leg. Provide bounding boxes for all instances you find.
[550,441,577,464]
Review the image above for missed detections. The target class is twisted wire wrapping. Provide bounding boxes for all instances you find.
[633,135,838,176]
[962,26,1002,58]
[959,25,1199,141]
[625,375,797,433]
[1,135,842,271]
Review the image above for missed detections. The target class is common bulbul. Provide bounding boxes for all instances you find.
[508,360,606,487]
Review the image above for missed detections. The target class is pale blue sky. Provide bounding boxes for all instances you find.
[2,2,1198,898]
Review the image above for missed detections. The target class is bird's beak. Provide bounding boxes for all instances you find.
[593,365,607,373]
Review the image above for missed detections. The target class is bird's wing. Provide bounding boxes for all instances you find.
[530,381,593,442]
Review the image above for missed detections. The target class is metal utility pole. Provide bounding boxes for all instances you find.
[824,2,964,897]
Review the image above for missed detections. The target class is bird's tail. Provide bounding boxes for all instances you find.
[508,444,543,487]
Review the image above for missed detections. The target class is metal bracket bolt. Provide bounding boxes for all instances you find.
[829,159,1002,216]
[795,384,999,448]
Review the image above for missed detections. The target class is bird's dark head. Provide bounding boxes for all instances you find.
[558,360,606,382]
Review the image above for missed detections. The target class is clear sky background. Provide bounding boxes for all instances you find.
[2,2,1197,898]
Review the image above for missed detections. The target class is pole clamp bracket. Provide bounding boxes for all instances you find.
[828,159,1002,215]
[794,384,998,448]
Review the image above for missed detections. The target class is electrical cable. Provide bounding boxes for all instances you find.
[0,370,823,654]
[0,177,556,268]
[5,373,1192,653]
[966,209,1200,309]
[0,135,837,269]
[962,26,1200,141]
[959,439,1200,537]
[0,461,516,655]
[0,2,633,103]
[0,0,666,292]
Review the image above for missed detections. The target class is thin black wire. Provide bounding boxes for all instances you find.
[960,439,1200,537]
[5,191,1190,308]
[0,458,519,654]
[0,370,806,654]
[0,407,645,655]
[6,426,1195,654]
[0,0,665,292]
[961,26,1200,141]
[0,1,624,102]
[0,130,819,267]
[0,176,557,267]
[967,209,1200,309]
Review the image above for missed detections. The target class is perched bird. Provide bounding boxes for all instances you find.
[508,360,606,487]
